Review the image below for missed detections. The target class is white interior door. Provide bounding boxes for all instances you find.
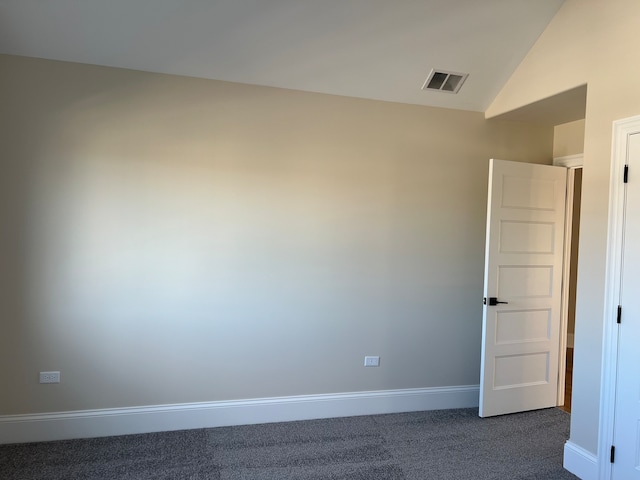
[479,159,567,418]
[612,132,640,479]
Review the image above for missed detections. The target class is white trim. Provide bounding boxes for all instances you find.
[554,157,583,406]
[598,115,640,480]
[0,385,479,445]
[558,166,577,405]
[554,153,584,168]
[564,441,599,480]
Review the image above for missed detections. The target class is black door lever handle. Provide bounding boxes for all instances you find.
[483,297,508,306]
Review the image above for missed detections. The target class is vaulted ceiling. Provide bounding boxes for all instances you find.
[0,0,565,112]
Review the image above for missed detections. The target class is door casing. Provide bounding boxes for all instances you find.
[553,154,584,406]
[598,114,640,479]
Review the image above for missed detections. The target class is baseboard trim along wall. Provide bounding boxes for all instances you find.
[564,440,598,480]
[0,385,479,444]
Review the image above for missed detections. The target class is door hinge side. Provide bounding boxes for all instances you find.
[610,445,615,463]
[624,165,629,183]
[617,305,622,324]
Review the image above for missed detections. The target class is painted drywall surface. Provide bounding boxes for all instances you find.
[0,54,553,415]
[553,119,585,159]
[487,0,640,455]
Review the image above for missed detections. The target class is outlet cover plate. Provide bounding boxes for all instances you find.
[39,371,60,384]
[364,356,380,367]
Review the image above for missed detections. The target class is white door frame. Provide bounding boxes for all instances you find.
[553,154,584,406]
[598,114,640,480]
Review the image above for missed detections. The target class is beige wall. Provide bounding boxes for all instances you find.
[553,119,585,159]
[487,0,640,455]
[0,54,553,415]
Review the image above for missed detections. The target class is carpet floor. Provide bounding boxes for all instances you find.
[0,407,578,479]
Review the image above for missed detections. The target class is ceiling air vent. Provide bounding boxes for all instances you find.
[422,69,468,94]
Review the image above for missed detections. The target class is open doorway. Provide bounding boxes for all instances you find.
[552,117,585,413]
[559,166,582,413]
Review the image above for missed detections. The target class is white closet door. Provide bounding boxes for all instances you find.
[613,132,640,479]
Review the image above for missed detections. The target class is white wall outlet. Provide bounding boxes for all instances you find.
[39,371,60,384]
[364,356,380,367]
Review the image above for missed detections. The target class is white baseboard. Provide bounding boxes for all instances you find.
[0,385,479,445]
[564,440,599,480]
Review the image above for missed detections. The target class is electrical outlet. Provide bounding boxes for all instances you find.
[39,371,60,384]
[364,356,380,367]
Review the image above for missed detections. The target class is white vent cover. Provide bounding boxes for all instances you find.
[422,69,468,94]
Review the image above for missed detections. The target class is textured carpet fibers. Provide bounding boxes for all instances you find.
[0,408,578,479]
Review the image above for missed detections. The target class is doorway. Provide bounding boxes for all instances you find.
[479,159,568,417]
[552,153,584,413]
[479,158,586,417]
[559,167,582,413]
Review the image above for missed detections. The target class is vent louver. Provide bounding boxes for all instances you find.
[422,69,468,94]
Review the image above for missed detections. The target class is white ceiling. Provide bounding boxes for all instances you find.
[0,0,565,112]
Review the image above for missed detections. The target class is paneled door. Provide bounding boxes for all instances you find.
[479,159,567,418]
[612,132,640,479]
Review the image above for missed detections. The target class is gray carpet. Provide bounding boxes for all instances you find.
[0,408,578,479]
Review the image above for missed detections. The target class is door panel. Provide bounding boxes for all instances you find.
[497,265,553,298]
[495,309,552,344]
[499,221,555,254]
[479,159,567,418]
[493,352,550,388]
